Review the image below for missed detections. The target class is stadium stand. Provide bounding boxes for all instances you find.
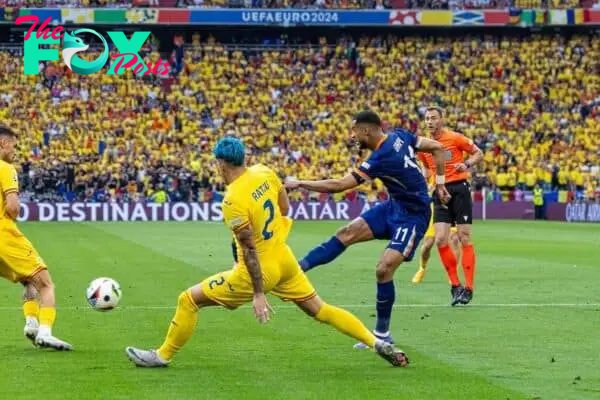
[1,29,597,204]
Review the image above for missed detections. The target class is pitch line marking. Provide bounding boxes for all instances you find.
[0,303,599,311]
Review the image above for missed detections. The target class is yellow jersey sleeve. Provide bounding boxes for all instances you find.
[222,197,250,233]
[0,162,18,195]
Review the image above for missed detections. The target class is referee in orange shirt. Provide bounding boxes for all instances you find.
[418,107,483,306]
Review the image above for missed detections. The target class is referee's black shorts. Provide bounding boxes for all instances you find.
[433,180,473,225]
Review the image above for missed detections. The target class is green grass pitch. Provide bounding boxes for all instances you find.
[1,220,599,400]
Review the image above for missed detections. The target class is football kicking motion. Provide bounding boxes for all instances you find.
[0,126,72,350]
[126,137,409,368]
[417,106,483,305]
[285,110,450,347]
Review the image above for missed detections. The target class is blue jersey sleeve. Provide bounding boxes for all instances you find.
[353,153,382,183]
[397,130,419,149]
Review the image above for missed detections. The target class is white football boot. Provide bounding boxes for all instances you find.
[35,325,72,351]
[35,335,73,351]
[125,347,169,368]
[24,318,39,345]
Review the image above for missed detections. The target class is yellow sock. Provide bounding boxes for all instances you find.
[420,256,428,270]
[157,290,198,361]
[23,300,40,321]
[39,307,56,326]
[315,303,376,348]
[38,307,56,336]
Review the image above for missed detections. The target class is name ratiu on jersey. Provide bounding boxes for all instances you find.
[252,181,270,202]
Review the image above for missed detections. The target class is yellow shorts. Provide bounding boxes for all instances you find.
[0,228,47,283]
[202,243,316,309]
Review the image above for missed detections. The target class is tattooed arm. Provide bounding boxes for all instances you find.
[234,224,273,323]
[234,225,264,294]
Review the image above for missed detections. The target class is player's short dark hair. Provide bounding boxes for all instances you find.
[426,106,444,118]
[0,125,16,139]
[354,110,381,127]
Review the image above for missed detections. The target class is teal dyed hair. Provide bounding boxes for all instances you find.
[213,137,245,166]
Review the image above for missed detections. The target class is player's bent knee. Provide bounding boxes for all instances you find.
[375,262,395,282]
[175,290,204,313]
[458,231,472,245]
[296,295,324,318]
[336,218,371,245]
[376,248,404,281]
[435,236,449,247]
[422,238,435,251]
[28,269,54,292]
[335,224,354,244]
[188,284,216,309]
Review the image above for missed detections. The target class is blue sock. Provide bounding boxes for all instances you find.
[375,280,395,335]
[300,236,346,272]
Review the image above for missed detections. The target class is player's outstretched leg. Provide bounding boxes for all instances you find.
[413,236,434,284]
[127,289,198,367]
[22,283,40,345]
[126,284,217,368]
[26,270,72,351]
[299,218,373,272]
[296,295,408,367]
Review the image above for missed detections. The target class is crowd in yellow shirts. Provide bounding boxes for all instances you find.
[0,33,598,202]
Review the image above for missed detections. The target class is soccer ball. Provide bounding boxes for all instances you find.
[86,278,122,311]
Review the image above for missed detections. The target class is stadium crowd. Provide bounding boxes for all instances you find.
[0,33,598,203]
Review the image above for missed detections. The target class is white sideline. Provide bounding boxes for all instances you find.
[0,303,599,311]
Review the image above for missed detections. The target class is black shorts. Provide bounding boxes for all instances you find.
[433,180,473,225]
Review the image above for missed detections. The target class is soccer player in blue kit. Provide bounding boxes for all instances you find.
[285,110,450,348]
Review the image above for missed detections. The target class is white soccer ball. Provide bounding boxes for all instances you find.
[86,277,122,311]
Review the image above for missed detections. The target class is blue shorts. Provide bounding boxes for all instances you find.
[361,200,431,262]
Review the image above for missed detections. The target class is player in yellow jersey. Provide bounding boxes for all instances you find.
[126,137,409,368]
[0,126,71,350]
